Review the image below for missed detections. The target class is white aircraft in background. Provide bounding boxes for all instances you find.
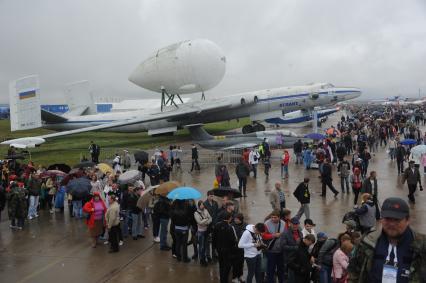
[2,76,360,148]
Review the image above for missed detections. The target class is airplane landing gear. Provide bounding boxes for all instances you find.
[253,123,265,132]
[242,125,253,134]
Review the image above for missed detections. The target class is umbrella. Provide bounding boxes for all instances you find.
[68,168,81,175]
[400,139,417,145]
[134,150,149,164]
[137,185,158,210]
[208,187,242,198]
[66,177,91,198]
[167,187,202,200]
[47,163,71,173]
[155,181,181,196]
[410,145,426,156]
[304,133,326,140]
[97,163,113,174]
[40,170,67,179]
[118,169,141,185]
[73,161,96,169]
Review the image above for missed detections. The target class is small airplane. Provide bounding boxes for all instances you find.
[259,107,339,126]
[187,124,311,150]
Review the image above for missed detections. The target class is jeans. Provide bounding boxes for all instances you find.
[340,176,350,193]
[159,217,170,248]
[197,230,208,261]
[281,164,289,178]
[295,203,310,220]
[295,153,302,164]
[238,177,247,195]
[251,164,258,178]
[246,254,262,283]
[72,200,82,218]
[28,195,39,217]
[152,214,160,237]
[131,212,143,237]
[266,252,284,283]
[121,211,131,237]
[175,228,189,260]
[319,265,332,283]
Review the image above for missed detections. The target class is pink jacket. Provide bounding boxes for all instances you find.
[332,248,349,279]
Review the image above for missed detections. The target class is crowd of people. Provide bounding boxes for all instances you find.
[1,104,426,282]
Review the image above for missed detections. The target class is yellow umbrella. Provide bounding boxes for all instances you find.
[155,181,181,196]
[97,163,113,174]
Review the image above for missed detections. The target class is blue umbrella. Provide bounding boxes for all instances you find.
[304,133,326,140]
[400,139,417,145]
[167,187,202,200]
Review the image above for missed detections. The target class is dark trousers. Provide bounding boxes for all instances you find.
[191,158,200,171]
[152,214,160,237]
[109,224,120,252]
[353,188,360,205]
[175,229,189,260]
[232,250,244,279]
[408,184,417,202]
[266,252,284,283]
[321,180,338,196]
[238,177,247,195]
[246,254,262,283]
[397,159,404,173]
[11,218,24,228]
[218,253,233,283]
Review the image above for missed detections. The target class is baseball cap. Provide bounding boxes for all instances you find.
[317,232,327,239]
[381,197,409,219]
[290,217,300,225]
[304,218,316,226]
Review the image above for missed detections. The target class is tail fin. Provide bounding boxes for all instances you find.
[186,124,213,141]
[64,80,96,116]
[9,75,42,131]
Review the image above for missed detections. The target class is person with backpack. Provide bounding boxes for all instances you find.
[238,222,266,283]
[354,193,376,234]
[350,168,363,205]
[317,236,340,283]
[262,210,285,283]
[288,234,316,283]
[294,178,311,220]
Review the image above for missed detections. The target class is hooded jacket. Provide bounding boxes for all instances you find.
[238,224,262,258]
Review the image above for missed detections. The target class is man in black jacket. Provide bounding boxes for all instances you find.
[281,217,303,282]
[395,143,406,174]
[235,158,250,197]
[190,144,200,172]
[320,159,339,197]
[213,212,238,283]
[153,195,171,250]
[294,178,311,220]
[288,234,316,283]
[293,139,303,164]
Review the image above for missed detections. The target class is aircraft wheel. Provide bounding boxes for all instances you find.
[253,124,266,132]
[242,125,254,134]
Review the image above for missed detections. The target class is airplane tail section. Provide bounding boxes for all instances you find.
[9,75,42,131]
[64,80,96,117]
[186,124,213,141]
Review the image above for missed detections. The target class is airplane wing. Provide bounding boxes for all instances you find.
[222,142,259,150]
[1,101,234,147]
[41,109,68,123]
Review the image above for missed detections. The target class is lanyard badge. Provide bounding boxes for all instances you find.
[382,244,398,283]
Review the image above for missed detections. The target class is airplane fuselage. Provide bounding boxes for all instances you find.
[42,83,360,133]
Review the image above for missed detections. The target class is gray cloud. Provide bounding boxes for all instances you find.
[1,0,426,103]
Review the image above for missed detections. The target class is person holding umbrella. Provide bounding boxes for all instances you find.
[83,191,107,248]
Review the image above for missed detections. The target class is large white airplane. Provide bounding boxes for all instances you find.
[2,77,360,148]
[2,39,361,148]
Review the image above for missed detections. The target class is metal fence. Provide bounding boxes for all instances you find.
[82,147,245,165]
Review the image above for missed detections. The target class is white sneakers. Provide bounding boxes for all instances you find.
[153,236,160,243]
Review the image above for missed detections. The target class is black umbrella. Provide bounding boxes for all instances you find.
[48,163,71,173]
[73,161,96,169]
[134,151,149,164]
[66,177,91,198]
[208,187,242,198]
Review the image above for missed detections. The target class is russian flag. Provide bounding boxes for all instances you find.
[19,90,36,100]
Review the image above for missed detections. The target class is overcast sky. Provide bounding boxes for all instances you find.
[1,0,426,104]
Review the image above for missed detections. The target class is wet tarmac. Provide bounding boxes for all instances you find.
[1,113,425,283]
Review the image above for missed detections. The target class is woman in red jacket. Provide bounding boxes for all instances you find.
[83,191,107,248]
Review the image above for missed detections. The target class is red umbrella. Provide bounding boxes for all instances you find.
[40,170,66,179]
